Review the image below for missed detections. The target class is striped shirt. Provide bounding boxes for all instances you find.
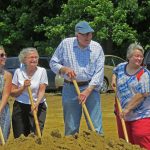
[113,62,150,121]
[50,37,105,91]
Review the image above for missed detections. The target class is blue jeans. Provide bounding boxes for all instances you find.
[62,82,103,135]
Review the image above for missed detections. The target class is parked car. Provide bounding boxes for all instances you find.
[4,56,63,92]
[55,74,64,90]
[143,49,150,70]
[100,55,125,93]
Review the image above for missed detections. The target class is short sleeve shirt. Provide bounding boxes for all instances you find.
[113,62,150,121]
[12,66,48,104]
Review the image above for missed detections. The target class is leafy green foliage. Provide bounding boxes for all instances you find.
[0,0,150,57]
[0,0,67,55]
[36,0,140,57]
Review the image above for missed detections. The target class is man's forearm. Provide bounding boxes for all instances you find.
[86,85,96,94]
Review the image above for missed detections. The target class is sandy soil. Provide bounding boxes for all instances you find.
[0,93,144,149]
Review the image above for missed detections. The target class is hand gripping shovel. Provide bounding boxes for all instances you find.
[72,80,95,132]
[115,90,129,143]
[0,126,5,145]
[27,86,42,144]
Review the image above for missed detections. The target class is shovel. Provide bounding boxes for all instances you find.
[0,126,5,145]
[72,80,95,132]
[115,91,129,143]
[27,86,42,143]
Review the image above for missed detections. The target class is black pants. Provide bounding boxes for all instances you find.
[12,101,47,138]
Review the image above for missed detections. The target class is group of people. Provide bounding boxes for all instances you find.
[0,20,150,150]
[0,46,48,141]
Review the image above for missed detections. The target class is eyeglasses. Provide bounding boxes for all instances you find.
[0,53,7,58]
[133,55,143,59]
[26,56,39,59]
[78,32,92,37]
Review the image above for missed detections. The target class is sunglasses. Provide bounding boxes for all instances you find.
[0,53,7,58]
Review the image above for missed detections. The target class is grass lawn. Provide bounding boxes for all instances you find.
[43,92,118,139]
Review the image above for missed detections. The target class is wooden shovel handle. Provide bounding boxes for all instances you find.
[72,80,95,132]
[27,86,42,139]
[0,126,5,145]
[115,91,129,143]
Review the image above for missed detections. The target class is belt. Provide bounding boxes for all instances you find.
[64,79,90,86]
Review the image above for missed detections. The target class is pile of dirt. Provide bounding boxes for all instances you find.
[1,130,144,150]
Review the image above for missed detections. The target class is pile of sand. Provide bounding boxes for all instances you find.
[0,130,144,150]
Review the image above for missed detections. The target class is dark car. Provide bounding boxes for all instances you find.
[4,56,63,92]
[143,49,150,70]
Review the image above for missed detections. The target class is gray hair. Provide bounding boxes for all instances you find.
[126,43,144,60]
[19,47,39,63]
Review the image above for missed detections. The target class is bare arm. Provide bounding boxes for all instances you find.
[32,84,47,111]
[111,74,117,90]
[0,71,12,113]
[36,84,47,105]
[78,85,96,104]
[122,93,150,118]
[11,79,31,97]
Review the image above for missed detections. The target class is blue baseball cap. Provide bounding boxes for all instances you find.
[75,21,94,34]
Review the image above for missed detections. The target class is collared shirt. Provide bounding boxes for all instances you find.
[113,62,150,121]
[50,37,105,91]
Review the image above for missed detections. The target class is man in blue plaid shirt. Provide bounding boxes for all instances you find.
[50,21,105,135]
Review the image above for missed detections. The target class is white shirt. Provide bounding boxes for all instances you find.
[12,66,48,104]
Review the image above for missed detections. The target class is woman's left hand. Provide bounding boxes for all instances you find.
[120,108,130,119]
[31,101,39,112]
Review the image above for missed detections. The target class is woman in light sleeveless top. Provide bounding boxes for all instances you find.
[0,46,12,142]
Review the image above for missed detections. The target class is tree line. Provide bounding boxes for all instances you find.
[0,0,149,58]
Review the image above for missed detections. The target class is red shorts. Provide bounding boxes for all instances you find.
[115,100,150,150]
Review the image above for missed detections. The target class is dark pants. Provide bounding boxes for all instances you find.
[12,101,47,138]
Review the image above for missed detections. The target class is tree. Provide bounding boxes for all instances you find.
[0,0,150,57]
[0,0,68,55]
[35,0,138,57]
[116,0,150,52]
